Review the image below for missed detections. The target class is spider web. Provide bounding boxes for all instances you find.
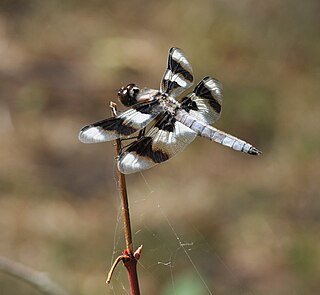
[107,169,255,295]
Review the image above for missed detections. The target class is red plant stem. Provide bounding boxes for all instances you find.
[110,102,141,295]
[123,252,140,295]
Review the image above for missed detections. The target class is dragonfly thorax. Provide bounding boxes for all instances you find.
[156,93,180,114]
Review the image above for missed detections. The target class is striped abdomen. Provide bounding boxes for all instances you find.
[175,110,261,155]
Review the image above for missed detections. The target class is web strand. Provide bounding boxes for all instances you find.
[157,204,214,295]
[110,170,255,295]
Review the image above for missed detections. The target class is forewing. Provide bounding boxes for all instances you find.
[118,112,197,174]
[181,76,223,124]
[160,47,194,98]
[79,100,163,143]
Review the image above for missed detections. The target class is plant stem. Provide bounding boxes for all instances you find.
[123,253,140,295]
[0,256,69,295]
[108,102,141,295]
[117,159,133,254]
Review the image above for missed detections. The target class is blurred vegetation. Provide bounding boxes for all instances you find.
[0,0,319,294]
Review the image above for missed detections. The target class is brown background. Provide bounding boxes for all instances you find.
[0,1,319,294]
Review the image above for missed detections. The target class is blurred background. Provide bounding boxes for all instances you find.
[0,0,319,294]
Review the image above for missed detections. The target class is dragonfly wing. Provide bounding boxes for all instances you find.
[118,112,197,174]
[181,76,223,125]
[79,100,163,143]
[160,47,194,98]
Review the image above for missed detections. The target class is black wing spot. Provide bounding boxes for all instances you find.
[163,80,181,94]
[134,100,161,114]
[127,137,169,163]
[89,117,137,136]
[170,59,193,82]
[154,112,176,132]
[209,99,221,114]
[181,97,199,112]
[194,81,221,114]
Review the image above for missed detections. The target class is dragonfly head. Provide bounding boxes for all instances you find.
[118,83,140,106]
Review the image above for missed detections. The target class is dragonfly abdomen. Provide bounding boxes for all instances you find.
[175,110,261,155]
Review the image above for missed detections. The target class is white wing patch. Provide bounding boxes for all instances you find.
[79,126,118,143]
[120,109,153,128]
[117,153,155,175]
[163,69,189,89]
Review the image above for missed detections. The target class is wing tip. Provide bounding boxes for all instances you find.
[117,156,142,175]
[78,125,118,143]
[202,76,223,89]
[78,125,93,143]
[78,133,94,144]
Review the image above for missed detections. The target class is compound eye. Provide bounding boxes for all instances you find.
[118,83,139,107]
[117,86,126,97]
[130,86,140,98]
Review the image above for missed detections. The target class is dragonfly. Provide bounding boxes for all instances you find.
[79,47,261,174]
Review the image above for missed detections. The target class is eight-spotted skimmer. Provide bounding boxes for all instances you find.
[79,47,261,174]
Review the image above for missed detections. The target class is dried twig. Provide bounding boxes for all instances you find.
[107,102,142,295]
[0,256,69,295]
[106,254,125,284]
